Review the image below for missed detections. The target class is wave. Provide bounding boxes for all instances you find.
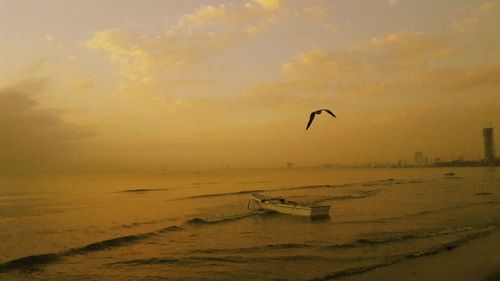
[476,192,493,196]
[333,203,484,225]
[174,179,424,202]
[0,225,182,272]
[110,255,260,266]
[185,210,267,225]
[445,176,463,180]
[66,234,153,255]
[191,243,313,254]
[177,189,266,200]
[312,229,494,281]
[112,257,182,265]
[189,181,221,186]
[277,184,342,191]
[176,187,328,201]
[121,219,159,229]
[236,180,269,184]
[120,217,178,229]
[0,208,269,272]
[67,226,182,255]
[158,225,182,233]
[266,243,313,249]
[171,178,427,203]
[314,190,380,204]
[118,188,169,193]
[110,254,336,267]
[186,225,495,256]
[0,253,60,272]
[404,204,466,218]
[174,185,350,201]
[280,179,421,191]
[333,219,387,225]
[324,224,494,250]
[347,203,480,224]
[361,179,423,187]
[393,201,499,220]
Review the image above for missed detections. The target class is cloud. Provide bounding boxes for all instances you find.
[283,31,441,80]
[418,62,500,91]
[73,78,95,91]
[255,0,282,10]
[283,49,359,82]
[0,79,92,173]
[238,1,500,115]
[386,0,400,6]
[73,0,500,167]
[453,1,500,32]
[450,1,500,59]
[85,1,334,99]
[85,3,279,88]
[242,31,437,105]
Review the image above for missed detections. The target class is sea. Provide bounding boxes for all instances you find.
[0,167,499,280]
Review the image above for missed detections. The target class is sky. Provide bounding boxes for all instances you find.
[0,0,499,173]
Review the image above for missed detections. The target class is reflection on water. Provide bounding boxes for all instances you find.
[0,167,499,280]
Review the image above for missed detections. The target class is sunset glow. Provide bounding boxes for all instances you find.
[1,0,499,172]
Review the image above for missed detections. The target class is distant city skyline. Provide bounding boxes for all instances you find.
[483,127,496,163]
[296,126,499,168]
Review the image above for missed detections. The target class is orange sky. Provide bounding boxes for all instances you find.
[1,0,499,173]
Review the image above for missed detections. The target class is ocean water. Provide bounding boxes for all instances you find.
[0,167,499,280]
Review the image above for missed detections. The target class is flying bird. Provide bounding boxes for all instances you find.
[306,109,336,130]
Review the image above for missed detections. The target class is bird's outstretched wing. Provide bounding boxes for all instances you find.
[323,109,336,118]
[306,112,316,130]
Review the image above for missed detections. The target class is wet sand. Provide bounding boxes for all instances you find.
[342,230,500,281]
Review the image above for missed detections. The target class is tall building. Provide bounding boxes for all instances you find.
[414,151,424,166]
[483,128,496,163]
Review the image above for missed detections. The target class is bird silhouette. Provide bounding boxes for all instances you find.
[306,109,336,130]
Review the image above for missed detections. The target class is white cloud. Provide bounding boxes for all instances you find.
[85,0,334,98]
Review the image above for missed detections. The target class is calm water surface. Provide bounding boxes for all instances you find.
[0,168,499,280]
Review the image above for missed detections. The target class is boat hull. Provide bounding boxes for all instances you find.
[251,193,330,217]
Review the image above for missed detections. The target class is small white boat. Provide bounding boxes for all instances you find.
[250,193,330,217]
